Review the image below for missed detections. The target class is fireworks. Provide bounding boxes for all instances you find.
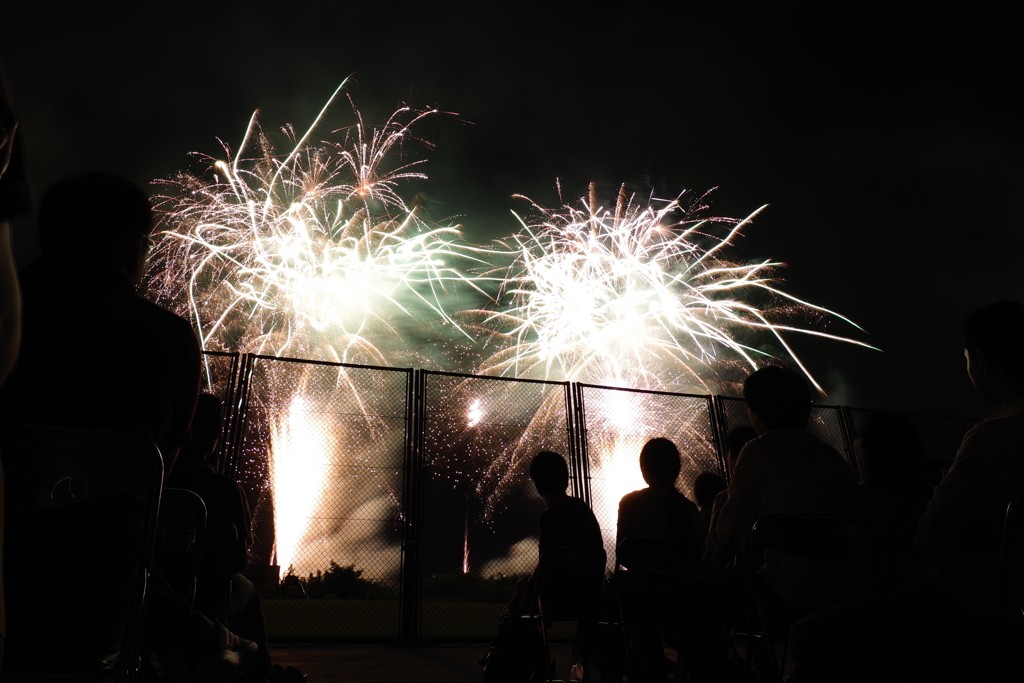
[467,183,874,395]
[145,81,483,367]
[145,82,876,579]
[144,84,486,576]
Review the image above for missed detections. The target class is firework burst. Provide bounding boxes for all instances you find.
[145,82,484,367]
[468,182,874,395]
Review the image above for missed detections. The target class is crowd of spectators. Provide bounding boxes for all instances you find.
[481,309,1024,682]
[3,64,1023,683]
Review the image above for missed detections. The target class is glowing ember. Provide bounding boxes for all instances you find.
[269,394,330,573]
[466,399,484,427]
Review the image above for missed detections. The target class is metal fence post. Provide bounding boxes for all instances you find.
[708,395,730,484]
[400,368,424,644]
[568,382,592,506]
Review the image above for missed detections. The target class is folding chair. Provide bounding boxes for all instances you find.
[154,489,207,608]
[524,546,607,682]
[744,516,873,683]
[194,520,239,620]
[0,423,164,683]
[984,493,1024,682]
[614,536,702,683]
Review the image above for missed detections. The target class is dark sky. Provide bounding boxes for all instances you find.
[3,2,1019,418]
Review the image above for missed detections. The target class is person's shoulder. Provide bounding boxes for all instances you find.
[618,488,647,507]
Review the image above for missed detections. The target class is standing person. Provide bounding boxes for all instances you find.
[0,173,256,681]
[481,451,604,683]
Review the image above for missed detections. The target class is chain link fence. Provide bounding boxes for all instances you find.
[716,396,854,468]
[576,385,719,570]
[231,356,412,641]
[199,351,239,472]
[417,372,572,640]
[206,355,978,642]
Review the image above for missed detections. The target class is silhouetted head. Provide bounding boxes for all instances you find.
[182,392,224,461]
[743,366,811,431]
[639,437,681,488]
[726,425,758,466]
[693,471,726,510]
[855,412,929,502]
[530,451,569,496]
[38,172,153,284]
[963,301,1024,399]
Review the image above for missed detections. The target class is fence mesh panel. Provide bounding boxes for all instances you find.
[717,397,853,465]
[419,373,571,640]
[199,351,238,400]
[235,357,410,641]
[578,386,718,570]
[199,352,239,472]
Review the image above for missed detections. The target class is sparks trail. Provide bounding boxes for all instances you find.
[144,82,489,577]
[145,81,486,369]
[464,182,875,395]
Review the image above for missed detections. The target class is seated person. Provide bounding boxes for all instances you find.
[681,367,863,681]
[482,451,604,683]
[854,412,932,583]
[615,438,705,682]
[693,471,726,534]
[167,393,252,581]
[792,301,1024,682]
[0,174,252,681]
[706,425,758,561]
[165,393,270,681]
[705,366,863,607]
[617,437,705,568]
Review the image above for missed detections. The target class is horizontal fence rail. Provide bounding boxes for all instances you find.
[200,352,977,643]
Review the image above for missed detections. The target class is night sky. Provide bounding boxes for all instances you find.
[3,2,1019,418]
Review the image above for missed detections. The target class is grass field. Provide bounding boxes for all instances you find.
[264,599,576,642]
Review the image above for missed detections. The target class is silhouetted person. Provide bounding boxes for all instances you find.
[0,63,29,670]
[615,438,705,682]
[792,302,1024,681]
[482,451,603,683]
[166,393,271,680]
[682,366,862,681]
[705,425,758,557]
[616,438,704,567]
[693,471,726,532]
[0,174,254,680]
[855,412,932,583]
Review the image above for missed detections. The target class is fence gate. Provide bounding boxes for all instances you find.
[230,355,413,641]
[574,384,719,569]
[415,371,573,640]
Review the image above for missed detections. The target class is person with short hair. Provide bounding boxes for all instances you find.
[791,301,1024,681]
[481,451,603,683]
[615,438,705,682]
[0,174,255,681]
[705,366,861,608]
[616,437,704,566]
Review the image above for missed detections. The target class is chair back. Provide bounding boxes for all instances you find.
[616,535,700,576]
[615,536,696,628]
[750,515,873,560]
[154,488,207,608]
[195,520,238,619]
[0,423,163,683]
[537,545,607,617]
[986,493,1024,681]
